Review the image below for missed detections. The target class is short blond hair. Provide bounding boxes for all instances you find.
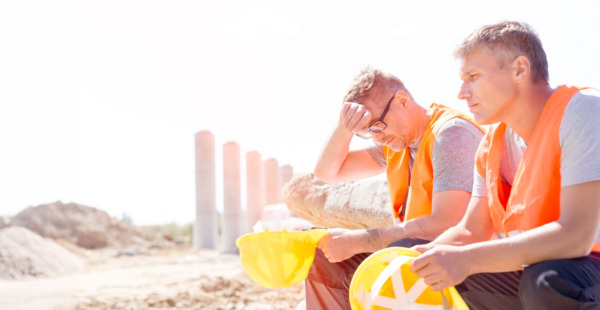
[343,67,410,103]
[454,21,549,83]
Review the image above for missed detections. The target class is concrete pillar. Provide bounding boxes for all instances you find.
[246,151,264,232]
[194,131,217,249]
[222,141,241,253]
[264,158,281,205]
[279,164,294,189]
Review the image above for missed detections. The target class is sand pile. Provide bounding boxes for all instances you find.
[10,201,155,249]
[0,216,8,229]
[0,226,84,280]
[75,273,304,310]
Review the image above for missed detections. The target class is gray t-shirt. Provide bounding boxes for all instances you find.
[473,88,600,197]
[367,117,484,193]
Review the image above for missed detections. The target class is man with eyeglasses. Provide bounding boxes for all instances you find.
[305,67,484,309]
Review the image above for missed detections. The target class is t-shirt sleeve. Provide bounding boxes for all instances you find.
[560,89,600,187]
[432,118,484,193]
[365,144,387,168]
[472,166,488,197]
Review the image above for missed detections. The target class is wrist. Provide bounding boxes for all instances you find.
[388,224,407,246]
[462,243,483,275]
[335,124,355,139]
[362,228,385,252]
[367,226,405,250]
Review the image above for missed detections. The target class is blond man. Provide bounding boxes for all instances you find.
[411,21,600,310]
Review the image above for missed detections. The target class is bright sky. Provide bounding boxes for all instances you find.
[1,0,598,225]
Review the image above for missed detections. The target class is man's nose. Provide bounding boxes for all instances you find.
[458,82,471,101]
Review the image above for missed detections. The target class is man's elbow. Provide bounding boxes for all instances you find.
[432,220,462,239]
[577,236,598,257]
[313,168,338,184]
[563,225,598,258]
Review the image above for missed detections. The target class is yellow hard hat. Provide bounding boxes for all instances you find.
[349,247,469,310]
[236,229,328,288]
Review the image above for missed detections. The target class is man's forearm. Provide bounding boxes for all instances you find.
[428,224,482,246]
[314,126,354,182]
[464,221,594,275]
[372,215,469,249]
[426,195,495,246]
[364,226,409,251]
[402,216,461,242]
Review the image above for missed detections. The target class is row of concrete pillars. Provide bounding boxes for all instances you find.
[193,130,293,253]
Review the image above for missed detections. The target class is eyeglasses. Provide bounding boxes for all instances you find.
[355,93,394,139]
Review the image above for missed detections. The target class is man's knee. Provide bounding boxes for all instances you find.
[519,260,592,309]
[307,249,368,288]
[307,248,333,282]
[519,261,557,308]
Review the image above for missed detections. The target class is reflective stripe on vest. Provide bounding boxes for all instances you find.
[494,230,526,240]
[384,103,484,221]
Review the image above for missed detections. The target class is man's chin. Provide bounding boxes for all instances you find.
[474,114,497,126]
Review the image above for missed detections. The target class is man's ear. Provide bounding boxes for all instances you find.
[394,90,411,109]
[513,55,531,82]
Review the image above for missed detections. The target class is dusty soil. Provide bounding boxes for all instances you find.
[0,202,305,310]
[0,247,305,310]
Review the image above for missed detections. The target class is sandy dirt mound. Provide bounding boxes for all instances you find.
[0,216,8,230]
[75,274,304,310]
[0,226,84,280]
[10,201,155,249]
[1,202,305,309]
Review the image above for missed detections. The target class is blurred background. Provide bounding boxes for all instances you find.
[1,0,598,225]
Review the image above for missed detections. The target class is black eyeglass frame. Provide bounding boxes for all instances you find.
[355,93,395,139]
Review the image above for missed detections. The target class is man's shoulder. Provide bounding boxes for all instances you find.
[568,88,600,107]
[431,116,485,165]
[560,88,600,187]
[436,117,484,144]
[578,88,600,99]
[562,88,600,130]
[570,88,600,106]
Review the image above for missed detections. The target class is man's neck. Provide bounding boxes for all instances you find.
[409,103,430,147]
[504,83,555,143]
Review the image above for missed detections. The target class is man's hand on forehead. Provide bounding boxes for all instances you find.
[340,102,372,134]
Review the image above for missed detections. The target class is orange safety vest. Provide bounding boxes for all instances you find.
[476,85,600,252]
[384,103,484,221]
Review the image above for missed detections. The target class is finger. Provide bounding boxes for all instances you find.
[411,244,431,254]
[321,248,335,263]
[422,272,444,287]
[429,279,451,292]
[414,258,444,279]
[410,255,429,273]
[341,102,351,116]
[341,104,359,128]
[346,106,367,131]
[352,110,372,132]
[317,233,331,249]
[340,103,351,124]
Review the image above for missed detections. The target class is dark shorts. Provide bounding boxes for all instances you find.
[457,252,600,310]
